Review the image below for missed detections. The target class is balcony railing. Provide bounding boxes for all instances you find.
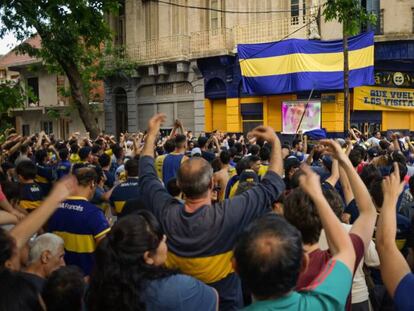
[124,15,312,64]
[127,35,190,64]
[190,28,233,58]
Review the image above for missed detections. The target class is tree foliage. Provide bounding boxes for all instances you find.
[322,0,377,133]
[0,0,120,137]
[0,80,30,113]
[323,0,377,35]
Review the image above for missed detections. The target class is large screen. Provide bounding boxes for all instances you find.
[282,101,321,134]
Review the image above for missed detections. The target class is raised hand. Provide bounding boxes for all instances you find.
[382,162,405,202]
[248,126,278,145]
[147,113,167,137]
[319,139,348,163]
[298,164,322,198]
[49,175,78,202]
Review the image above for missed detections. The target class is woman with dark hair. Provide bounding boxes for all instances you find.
[88,211,218,311]
[0,268,44,311]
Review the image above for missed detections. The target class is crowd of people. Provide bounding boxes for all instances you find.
[0,116,414,311]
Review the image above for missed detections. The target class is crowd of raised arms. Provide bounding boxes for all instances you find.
[1,116,414,311]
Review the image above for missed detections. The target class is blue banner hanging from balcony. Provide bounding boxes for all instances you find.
[238,32,374,95]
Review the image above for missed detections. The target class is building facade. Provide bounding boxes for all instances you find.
[0,36,105,139]
[106,0,414,136]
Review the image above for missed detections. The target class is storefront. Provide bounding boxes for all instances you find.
[353,85,414,132]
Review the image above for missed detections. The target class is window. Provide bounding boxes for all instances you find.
[41,121,53,135]
[27,77,39,105]
[22,124,30,136]
[210,0,219,30]
[291,0,299,25]
[241,104,263,134]
[412,8,414,33]
[302,0,306,23]
[380,9,384,34]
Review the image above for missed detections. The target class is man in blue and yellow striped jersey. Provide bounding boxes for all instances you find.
[16,160,44,211]
[48,167,110,276]
[139,114,285,311]
[35,149,56,196]
[109,159,140,215]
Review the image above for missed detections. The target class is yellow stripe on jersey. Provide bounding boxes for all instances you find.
[94,228,111,239]
[114,201,126,214]
[53,231,96,253]
[20,200,42,210]
[258,165,269,177]
[70,154,81,164]
[35,175,48,184]
[166,250,234,284]
[229,181,239,198]
[155,154,167,180]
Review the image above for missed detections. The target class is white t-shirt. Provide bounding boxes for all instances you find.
[319,223,380,304]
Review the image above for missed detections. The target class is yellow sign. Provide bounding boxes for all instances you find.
[354,86,414,111]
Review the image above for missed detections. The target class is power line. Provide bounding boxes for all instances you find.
[149,0,319,14]
[190,15,319,93]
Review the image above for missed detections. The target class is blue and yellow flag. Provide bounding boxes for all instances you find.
[238,32,374,95]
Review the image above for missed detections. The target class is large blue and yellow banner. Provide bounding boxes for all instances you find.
[238,32,374,95]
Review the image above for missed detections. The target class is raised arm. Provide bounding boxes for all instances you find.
[339,166,354,205]
[10,176,77,250]
[140,114,174,217]
[248,126,283,176]
[320,139,377,250]
[376,163,410,297]
[324,158,339,188]
[299,164,355,272]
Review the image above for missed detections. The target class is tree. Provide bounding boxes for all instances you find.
[322,0,376,134]
[0,80,27,113]
[0,0,119,138]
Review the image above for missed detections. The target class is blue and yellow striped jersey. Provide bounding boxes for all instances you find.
[19,183,44,211]
[35,164,56,195]
[48,197,110,276]
[109,178,140,214]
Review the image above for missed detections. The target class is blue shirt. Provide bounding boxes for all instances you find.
[394,273,414,311]
[35,163,56,195]
[162,153,185,184]
[103,169,115,189]
[48,197,110,275]
[109,177,140,214]
[56,160,71,179]
[143,274,217,311]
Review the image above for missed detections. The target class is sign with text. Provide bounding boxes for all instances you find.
[282,101,321,134]
[354,86,414,111]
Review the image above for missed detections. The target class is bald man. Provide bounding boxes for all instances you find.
[138,114,285,311]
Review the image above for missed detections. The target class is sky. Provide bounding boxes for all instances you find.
[0,32,19,55]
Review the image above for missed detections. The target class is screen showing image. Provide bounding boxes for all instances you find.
[282,101,321,134]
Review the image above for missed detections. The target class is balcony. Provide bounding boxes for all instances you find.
[127,35,190,65]
[190,28,233,58]
[123,15,312,65]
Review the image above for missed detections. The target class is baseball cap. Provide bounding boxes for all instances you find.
[191,147,202,157]
[239,169,259,183]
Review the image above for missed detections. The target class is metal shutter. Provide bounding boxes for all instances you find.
[138,104,156,131]
[177,101,195,132]
[157,103,175,128]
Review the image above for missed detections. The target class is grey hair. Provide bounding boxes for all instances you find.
[28,233,64,264]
